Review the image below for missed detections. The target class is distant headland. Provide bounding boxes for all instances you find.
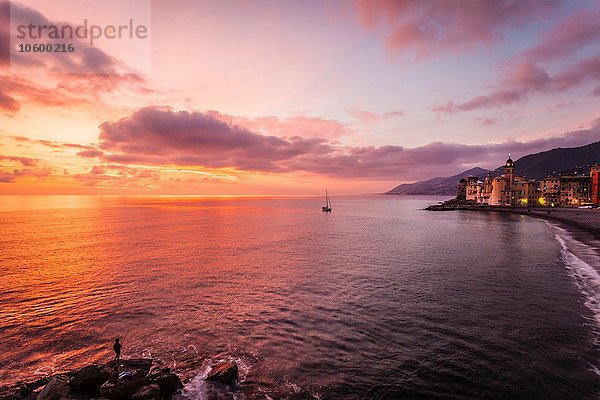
[385,141,600,198]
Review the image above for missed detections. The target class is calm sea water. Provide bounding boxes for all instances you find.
[0,196,598,399]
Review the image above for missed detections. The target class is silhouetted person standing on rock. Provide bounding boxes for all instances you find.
[113,338,122,362]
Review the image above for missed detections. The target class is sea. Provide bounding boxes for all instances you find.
[0,195,598,399]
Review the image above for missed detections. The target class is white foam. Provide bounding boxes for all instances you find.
[178,355,252,400]
[549,223,600,328]
[548,223,600,376]
[177,363,211,400]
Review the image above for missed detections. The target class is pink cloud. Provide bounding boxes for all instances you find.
[348,109,404,125]
[204,111,354,140]
[355,0,556,57]
[73,166,161,187]
[91,165,105,174]
[477,117,501,126]
[0,167,51,183]
[433,89,525,113]
[434,55,600,114]
[553,53,600,89]
[0,171,14,183]
[0,1,150,116]
[501,62,551,90]
[430,4,600,116]
[6,135,96,151]
[136,169,159,180]
[92,106,600,181]
[12,168,51,177]
[0,73,141,116]
[0,1,9,67]
[98,107,332,172]
[0,154,36,166]
[77,149,104,158]
[521,8,600,62]
[0,91,18,114]
[3,1,123,75]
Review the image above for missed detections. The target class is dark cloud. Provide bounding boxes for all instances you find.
[96,106,600,181]
[98,107,332,172]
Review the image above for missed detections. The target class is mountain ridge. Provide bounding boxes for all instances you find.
[384,141,600,195]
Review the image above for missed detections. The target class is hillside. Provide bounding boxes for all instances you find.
[385,167,490,195]
[493,141,600,179]
[384,141,600,195]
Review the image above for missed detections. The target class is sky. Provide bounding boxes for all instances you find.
[0,0,599,195]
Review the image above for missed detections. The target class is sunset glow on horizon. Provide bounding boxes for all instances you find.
[1,0,600,195]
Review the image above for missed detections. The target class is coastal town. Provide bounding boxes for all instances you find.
[459,156,600,208]
[426,156,600,237]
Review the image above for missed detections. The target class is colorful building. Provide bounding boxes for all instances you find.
[592,165,600,206]
[460,156,597,208]
[559,175,591,206]
[465,176,484,203]
[539,177,560,207]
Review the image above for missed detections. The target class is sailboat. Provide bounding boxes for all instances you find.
[322,189,332,212]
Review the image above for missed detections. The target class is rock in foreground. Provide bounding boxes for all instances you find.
[0,359,182,400]
[205,361,238,385]
[37,375,69,400]
[146,367,183,398]
[68,365,101,394]
[131,384,160,400]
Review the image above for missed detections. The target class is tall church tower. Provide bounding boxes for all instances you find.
[503,155,515,189]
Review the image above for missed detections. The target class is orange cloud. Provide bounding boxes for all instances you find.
[0,1,151,116]
[0,154,36,166]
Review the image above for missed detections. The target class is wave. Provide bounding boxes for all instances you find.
[177,355,253,400]
[549,223,600,327]
[548,222,600,378]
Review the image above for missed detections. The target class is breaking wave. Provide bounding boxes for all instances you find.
[548,222,600,377]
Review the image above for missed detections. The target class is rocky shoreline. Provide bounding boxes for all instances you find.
[0,359,239,400]
[426,200,600,238]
